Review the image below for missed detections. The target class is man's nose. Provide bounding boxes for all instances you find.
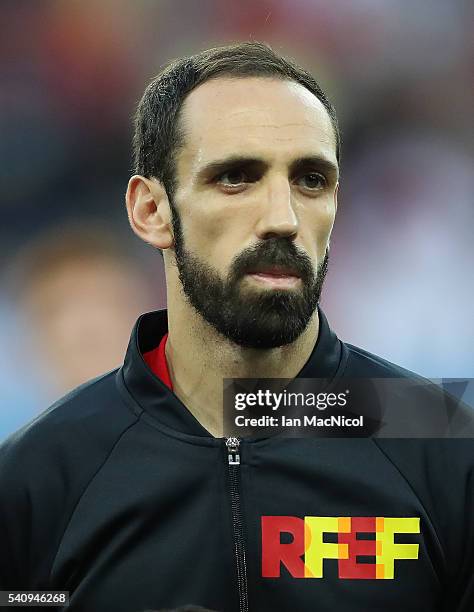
[255,176,299,240]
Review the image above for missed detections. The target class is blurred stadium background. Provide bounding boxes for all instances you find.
[1,0,472,439]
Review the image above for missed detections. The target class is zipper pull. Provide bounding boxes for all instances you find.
[226,436,241,465]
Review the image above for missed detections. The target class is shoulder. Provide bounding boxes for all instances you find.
[343,342,421,378]
[0,369,141,587]
[0,369,139,473]
[343,341,474,433]
[343,345,474,581]
[0,368,141,509]
[345,343,474,585]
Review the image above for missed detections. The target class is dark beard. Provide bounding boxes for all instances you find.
[170,203,329,349]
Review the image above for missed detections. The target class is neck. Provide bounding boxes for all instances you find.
[165,296,319,438]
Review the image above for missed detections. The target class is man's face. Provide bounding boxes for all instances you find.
[169,77,339,349]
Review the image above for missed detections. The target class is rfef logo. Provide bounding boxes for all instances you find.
[262,516,420,579]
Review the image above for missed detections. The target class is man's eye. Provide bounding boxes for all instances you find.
[217,170,248,186]
[296,172,326,191]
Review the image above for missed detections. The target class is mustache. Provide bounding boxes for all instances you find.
[228,238,315,283]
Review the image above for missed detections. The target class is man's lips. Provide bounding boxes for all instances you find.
[244,266,302,288]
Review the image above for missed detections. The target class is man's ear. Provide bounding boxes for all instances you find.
[334,181,339,215]
[125,175,174,250]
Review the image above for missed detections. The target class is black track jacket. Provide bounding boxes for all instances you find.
[0,308,473,612]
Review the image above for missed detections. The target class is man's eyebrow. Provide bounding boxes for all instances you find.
[196,156,267,181]
[196,154,339,181]
[289,156,339,178]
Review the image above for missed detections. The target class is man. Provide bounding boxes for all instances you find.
[0,42,472,612]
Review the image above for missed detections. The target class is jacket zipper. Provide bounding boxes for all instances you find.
[225,436,249,612]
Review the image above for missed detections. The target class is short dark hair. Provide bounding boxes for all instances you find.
[132,41,340,197]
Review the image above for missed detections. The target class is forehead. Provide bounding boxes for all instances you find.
[178,76,338,169]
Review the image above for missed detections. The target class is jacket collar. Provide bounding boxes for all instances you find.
[118,306,344,437]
